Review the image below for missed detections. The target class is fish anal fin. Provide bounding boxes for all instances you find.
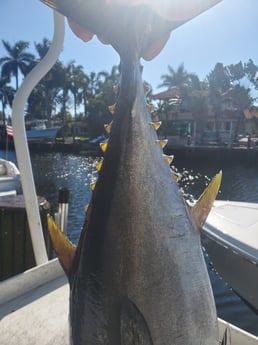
[120,298,153,345]
[47,215,76,277]
[190,171,222,232]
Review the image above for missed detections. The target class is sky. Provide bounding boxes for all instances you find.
[1,0,258,97]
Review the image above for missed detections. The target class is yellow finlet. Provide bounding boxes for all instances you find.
[108,104,116,114]
[163,154,174,165]
[171,170,181,182]
[104,122,112,134]
[95,159,103,172]
[156,139,168,149]
[150,121,162,131]
[100,141,108,152]
[47,215,76,277]
[90,181,96,191]
[190,171,222,232]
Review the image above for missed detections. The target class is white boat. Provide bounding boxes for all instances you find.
[26,120,60,141]
[0,158,21,196]
[202,200,258,311]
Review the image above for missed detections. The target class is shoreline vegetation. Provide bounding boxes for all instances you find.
[0,39,258,146]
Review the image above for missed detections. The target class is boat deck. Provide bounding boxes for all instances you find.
[0,260,69,345]
[0,276,69,345]
[204,201,258,261]
[1,259,258,345]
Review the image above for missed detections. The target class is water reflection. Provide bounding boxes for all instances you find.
[30,153,99,243]
[175,160,258,203]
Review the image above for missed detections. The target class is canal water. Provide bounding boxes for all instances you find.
[1,149,258,336]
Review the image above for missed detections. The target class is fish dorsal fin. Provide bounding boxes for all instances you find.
[190,171,222,232]
[120,298,153,345]
[47,215,76,277]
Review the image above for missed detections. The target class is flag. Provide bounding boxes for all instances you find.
[6,125,14,137]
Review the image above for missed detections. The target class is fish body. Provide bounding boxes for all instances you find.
[68,58,218,344]
[42,1,223,344]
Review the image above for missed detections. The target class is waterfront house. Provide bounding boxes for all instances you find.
[152,89,245,146]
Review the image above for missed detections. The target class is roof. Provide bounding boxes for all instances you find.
[244,109,258,119]
[152,88,179,100]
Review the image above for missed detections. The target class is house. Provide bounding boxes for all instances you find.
[152,89,245,146]
[243,108,258,135]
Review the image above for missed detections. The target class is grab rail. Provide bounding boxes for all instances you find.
[11,11,65,265]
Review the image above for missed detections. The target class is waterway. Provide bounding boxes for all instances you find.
[1,149,258,336]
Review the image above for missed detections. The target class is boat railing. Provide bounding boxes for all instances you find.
[11,11,65,266]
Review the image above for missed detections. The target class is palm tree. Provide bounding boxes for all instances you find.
[159,63,200,111]
[0,76,15,126]
[55,61,75,123]
[68,64,85,118]
[0,40,35,90]
[26,39,62,123]
[159,63,190,89]
[34,38,51,60]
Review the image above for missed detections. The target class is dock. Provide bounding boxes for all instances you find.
[0,259,69,345]
[0,194,52,281]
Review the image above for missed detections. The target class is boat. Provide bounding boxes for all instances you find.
[202,200,258,311]
[26,120,60,141]
[0,158,21,196]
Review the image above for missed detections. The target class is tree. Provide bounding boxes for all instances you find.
[51,61,74,124]
[27,39,61,123]
[244,59,258,92]
[68,64,85,118]
[208,61,254,144]
[0,76,15,125]
[0,40,35,90]
[159,63,201,112]
[190,91,209,145]
[207,63,231,143]
[82,67,120,137]
[159,63,189,89]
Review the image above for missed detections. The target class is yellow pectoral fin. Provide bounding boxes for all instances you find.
[47,215,76,277]
[190,171,222,232]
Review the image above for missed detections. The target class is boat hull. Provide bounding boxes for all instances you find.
[202,201,258,311]
[26,127,60,141]
[0,176,21,194]
[0,159,21,194]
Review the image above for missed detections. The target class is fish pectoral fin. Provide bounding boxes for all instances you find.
[221,326,231,345]
[189,171,222,232]
[120,298,153,345]
[47,215,76,277]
